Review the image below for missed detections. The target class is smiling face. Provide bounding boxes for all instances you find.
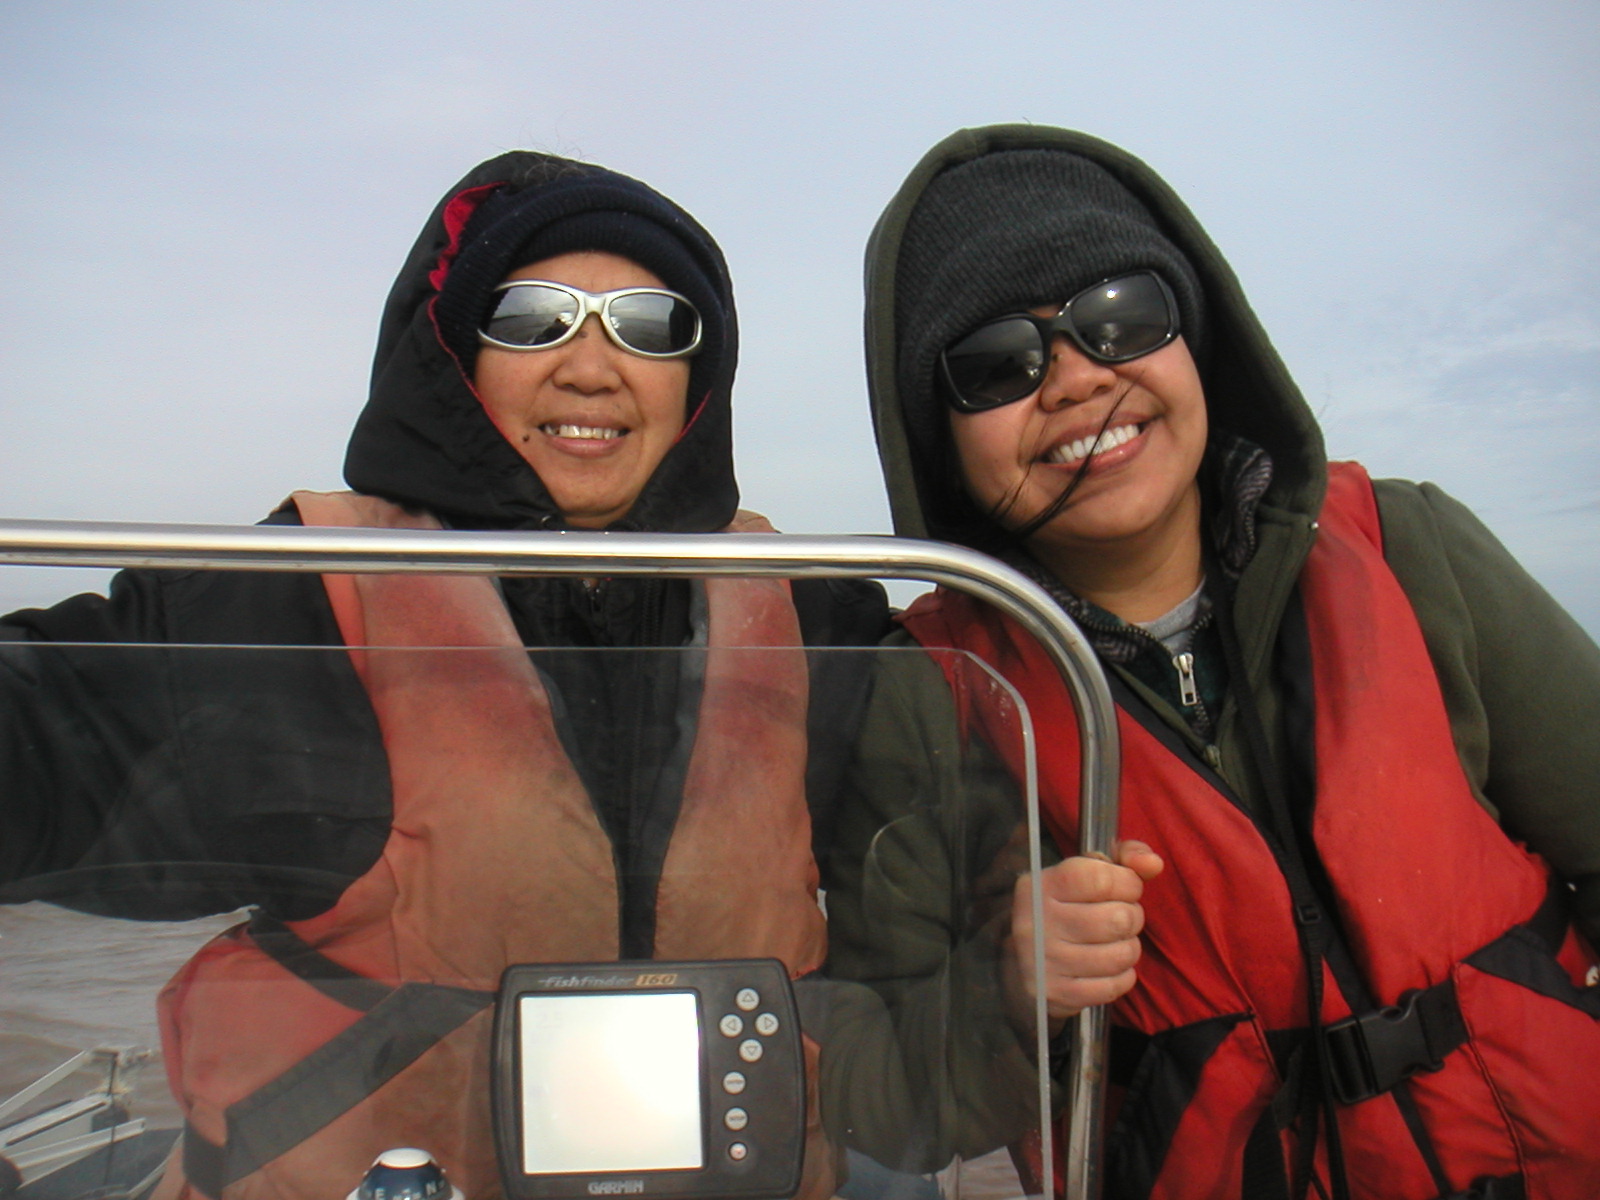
[948,321,1208,592]
[472,252,691,529]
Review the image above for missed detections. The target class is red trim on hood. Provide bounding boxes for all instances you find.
[427,182,505,293]
[675,391,710,444]
[425,181,506,390]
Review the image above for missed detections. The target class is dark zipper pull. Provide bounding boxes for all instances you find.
[1173,651,1199,707]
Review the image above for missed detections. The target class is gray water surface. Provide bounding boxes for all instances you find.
[1,903,243,1126]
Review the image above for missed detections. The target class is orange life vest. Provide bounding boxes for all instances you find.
[155,493,829,1200]
[901,462,1600,1200]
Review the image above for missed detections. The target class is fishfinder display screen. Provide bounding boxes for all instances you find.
[494,960,804,1200]
[517,992,704,1174]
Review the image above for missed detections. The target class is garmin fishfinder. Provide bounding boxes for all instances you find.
[492,959,805,1200]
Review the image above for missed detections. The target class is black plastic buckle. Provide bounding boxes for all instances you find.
[1323,989,1447,1105]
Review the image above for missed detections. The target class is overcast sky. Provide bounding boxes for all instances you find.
[2,1,1596,633]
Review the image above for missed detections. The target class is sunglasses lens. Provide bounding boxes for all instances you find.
[1070,274,1175,361]
[483,285,581,348]
[934,320,1049,412]
[943,318,1048,410]
[606,292,701,356]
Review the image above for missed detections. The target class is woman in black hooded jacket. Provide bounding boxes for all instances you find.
[0,153,886,1198]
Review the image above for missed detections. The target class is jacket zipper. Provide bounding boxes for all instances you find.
[1021,561,1219,745]
[1100,620,1216,743]
[1173,651,1200,707]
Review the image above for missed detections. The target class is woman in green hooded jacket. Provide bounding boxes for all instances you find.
[823,125,1600,1200]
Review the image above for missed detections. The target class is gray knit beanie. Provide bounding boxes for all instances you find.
[895,149,1205,461]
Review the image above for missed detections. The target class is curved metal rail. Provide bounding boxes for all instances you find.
[0,517,1120,1200]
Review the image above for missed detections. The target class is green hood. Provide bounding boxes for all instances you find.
[864,124,1328,545]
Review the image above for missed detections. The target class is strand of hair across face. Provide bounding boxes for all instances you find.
[987,375,1138,546]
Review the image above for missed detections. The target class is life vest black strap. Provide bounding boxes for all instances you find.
[1102,1014,1248,1200]
[183,1121,226,1198]
[182,918,494,1198]
[1466,884,1600,1019]
[1240,1104,1292,1200]
[247,912,394,1011]
[1445,1174,1524,1200]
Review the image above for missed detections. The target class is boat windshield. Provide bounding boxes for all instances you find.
[1,637,1049,1200]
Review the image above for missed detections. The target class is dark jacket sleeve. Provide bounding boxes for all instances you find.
[821,636,1047,1168]
[792,578,893,869]
[1374,479,1600,941]
[0,551,391,920]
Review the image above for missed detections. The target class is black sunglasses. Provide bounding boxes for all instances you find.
[479,281,703,359]
[940,271,1180,412]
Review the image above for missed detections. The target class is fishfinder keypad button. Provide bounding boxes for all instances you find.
[755,1012,780,1036]
[722,1071,747,1094]
[728,1143,748,1162]
[719,1014,744,1037]
[724,1107,749,1131]
[735,987,760,1011]
[739,1038,763,1062]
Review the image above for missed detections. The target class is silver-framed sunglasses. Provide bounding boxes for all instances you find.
[478,281,703,359]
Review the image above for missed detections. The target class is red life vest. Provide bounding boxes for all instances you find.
[900,462,1600,1200]
[155,493,831,1200]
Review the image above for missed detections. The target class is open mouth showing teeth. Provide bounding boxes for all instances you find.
[542,423,624,440]
[1045,422,1142,466]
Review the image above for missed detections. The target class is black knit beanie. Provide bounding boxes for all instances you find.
[895,149,1205,463]
[434,167,726,405]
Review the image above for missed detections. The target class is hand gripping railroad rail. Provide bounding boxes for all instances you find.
[0,517,1121,1200]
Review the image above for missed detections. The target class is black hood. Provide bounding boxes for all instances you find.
[344,152,739,533]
